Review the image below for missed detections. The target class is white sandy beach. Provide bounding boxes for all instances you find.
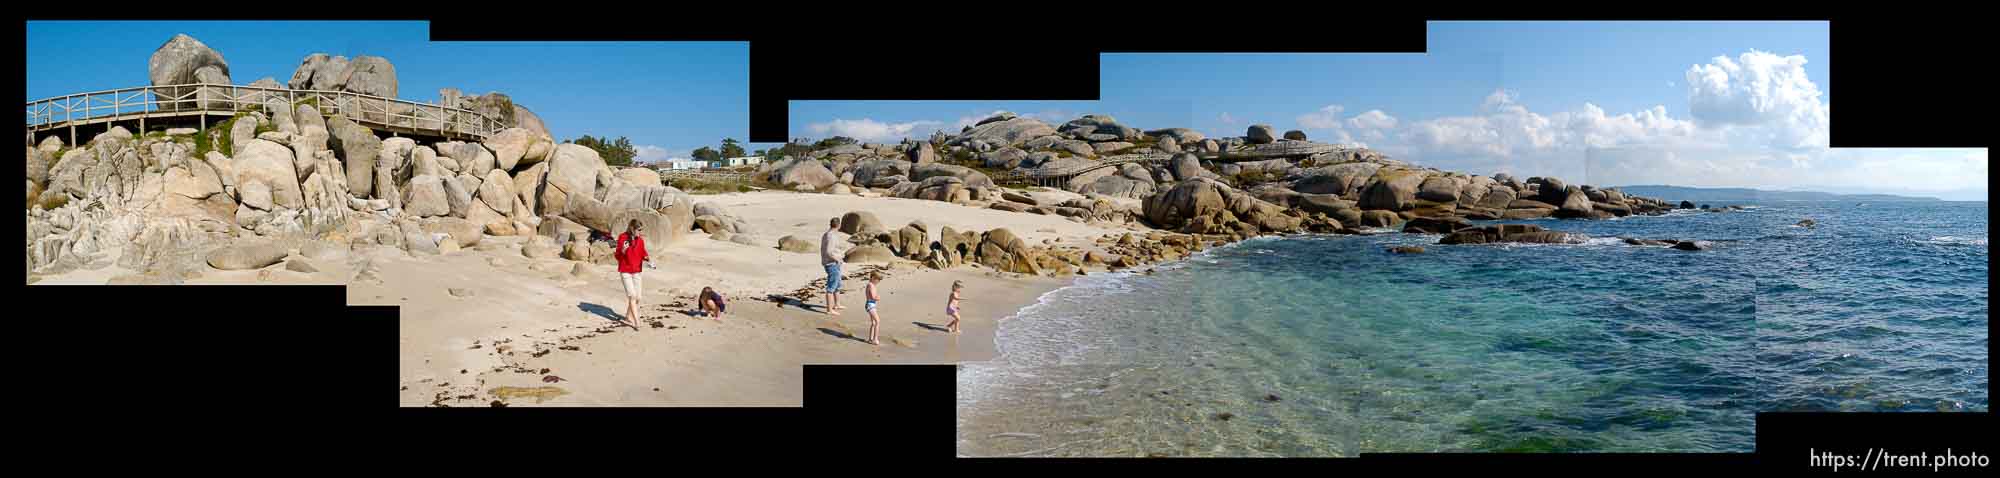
[347,189,1132,406]
[32,188,1128,407]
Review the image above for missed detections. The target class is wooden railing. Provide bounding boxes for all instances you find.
[1002,154,1156,182]
[26,83,504,139]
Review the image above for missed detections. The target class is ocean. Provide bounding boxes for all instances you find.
[956,200,1988,457]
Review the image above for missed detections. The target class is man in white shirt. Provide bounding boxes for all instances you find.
[821,216,846,316]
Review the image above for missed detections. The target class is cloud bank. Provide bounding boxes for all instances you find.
[1287,50,1981,197]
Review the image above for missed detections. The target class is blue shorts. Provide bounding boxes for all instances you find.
[824,263,842,292]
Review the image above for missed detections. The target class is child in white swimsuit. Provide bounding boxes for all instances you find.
[864,272,883,346]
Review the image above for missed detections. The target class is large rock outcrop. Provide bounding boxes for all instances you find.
[953,117,1056,147]
[288,53,350,90]
[231,139,305,211]
[325,114,380,198]
[537,144,605,215]
[767,158,837,191]
[972,228,1041,275]
[1142,178,1300,236]
[148,34,229,87]
[446,91,555,140]
[1246,124,1276,144]
[1293,162,1383,198]
[288,53,395,98]
[1358,167,1428,211]
[148,34,231,110]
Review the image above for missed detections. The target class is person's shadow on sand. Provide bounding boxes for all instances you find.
[577,302,625,322]
[912,322,951,332]
[817,327,868,344]
[767,294,826,312]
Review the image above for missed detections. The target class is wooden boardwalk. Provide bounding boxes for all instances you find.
[1001,155,1155,187]
[26,83,504,146]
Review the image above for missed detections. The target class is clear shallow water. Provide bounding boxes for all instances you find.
[956,201,1987,456]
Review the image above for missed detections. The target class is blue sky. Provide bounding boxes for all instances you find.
[26,21,763,163]
[793,21,1986,200]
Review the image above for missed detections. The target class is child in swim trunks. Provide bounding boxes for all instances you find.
[945,280,963,334]
[864,272,883,346]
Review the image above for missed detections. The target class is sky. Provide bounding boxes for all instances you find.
[25,21,763,164]
[790,21,1987,200]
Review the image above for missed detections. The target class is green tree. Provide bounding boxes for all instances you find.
[570,134,637,167]
[720,138,747,159]
[692,146,721,164]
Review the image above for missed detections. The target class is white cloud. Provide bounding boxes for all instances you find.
[1295,105,1344,129]
[634,145,674,164]
[1685,50,1829,148]
[1325,84,1983,196]
[807,118,943,142]
[1347,109,1399,130]
[1219,112,1239,125]
[1295,105,1398,146]
[1023,110,1075,123]
[1342,87,1712,182]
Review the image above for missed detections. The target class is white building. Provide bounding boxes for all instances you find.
[657,158,707,171]
[720,156,764,168]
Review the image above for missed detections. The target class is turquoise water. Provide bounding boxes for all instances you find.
[955,201,1987,456]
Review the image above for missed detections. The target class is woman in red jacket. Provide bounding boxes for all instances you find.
[615,219,650,330]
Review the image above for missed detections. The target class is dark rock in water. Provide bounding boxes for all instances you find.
[1511,231,1583,243]
[1797,219,1816,228]
[1439,224,1586,245]
[1264,394,1283,402]
[1679,200,1696,209]
[1215,412,1236,421]
[1622,237,1673,246]
[1700,204,1712,210]
[1672,241,1708,251]
[1388,246,1426,254]
[1402,216,1472,234]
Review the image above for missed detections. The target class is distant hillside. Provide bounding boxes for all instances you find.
[1613,185,1942,202]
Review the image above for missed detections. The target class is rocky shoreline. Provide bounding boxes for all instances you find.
[26,34,1735,291]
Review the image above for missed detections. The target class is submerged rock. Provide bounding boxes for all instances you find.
[1438,224,1586,245]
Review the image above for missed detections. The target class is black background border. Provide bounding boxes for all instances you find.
[11,7,1992,471]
